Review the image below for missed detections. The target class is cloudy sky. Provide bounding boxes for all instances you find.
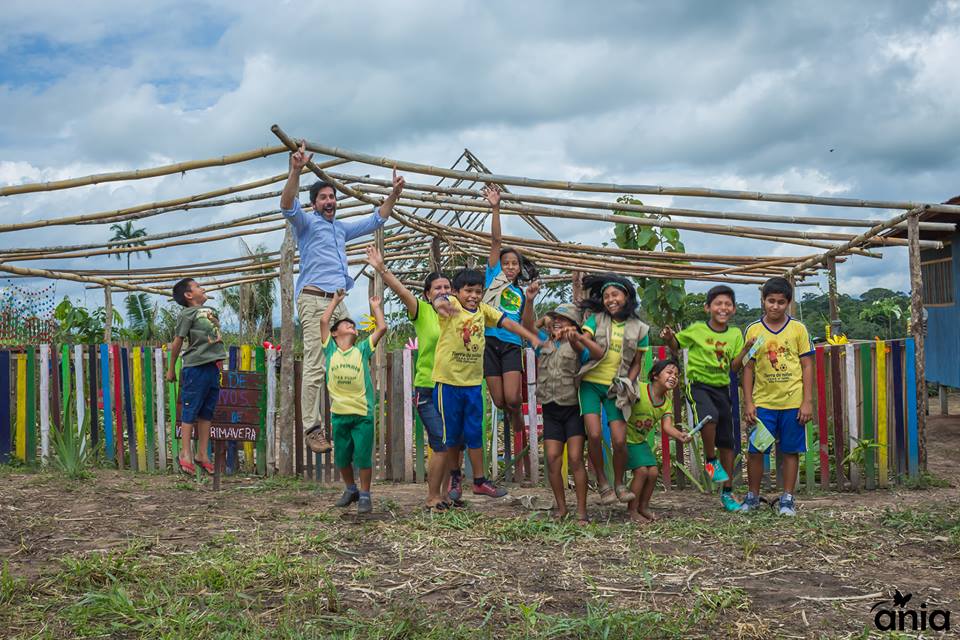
[1,0,958,327]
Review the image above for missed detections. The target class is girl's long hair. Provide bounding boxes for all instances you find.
[577,273,639,321]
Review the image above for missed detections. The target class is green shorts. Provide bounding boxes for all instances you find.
[578,381,624,422]
[627,442,657,469]
[332,413,374,470]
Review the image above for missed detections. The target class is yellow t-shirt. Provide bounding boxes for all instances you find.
[582,318,625,385]
[431,298,504,386]
[744,317,813,409]
[322,336,375,416]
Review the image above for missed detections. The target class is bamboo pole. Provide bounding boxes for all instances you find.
[332,171,957,232]
[0,262,165,294]
[827,257,841,336]
[287,131,960,213]
[786,207,932,277]
[907,215,927,471]
[0,145,291,197]
[277,225,296,476]
[0,158,347,234]
[104,286,113,342]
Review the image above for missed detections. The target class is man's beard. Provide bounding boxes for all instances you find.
[320,204,336,218]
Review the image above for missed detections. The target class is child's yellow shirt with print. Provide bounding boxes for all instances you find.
[431,297,504,386]
[744,317,813,409]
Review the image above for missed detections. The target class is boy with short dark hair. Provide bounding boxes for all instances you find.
[166,278,227,476]
[661,284,754,512]
[428,268,542,508]
[321,291,387,515]
[740,277,814,516]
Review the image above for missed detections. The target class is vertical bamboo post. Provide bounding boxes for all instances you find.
[374,227,386,479]
[572,271,583,303]
[826,257,841,337]
[104,286,113,343]
[277,225,296,475]
[907,213,927,471]
[429,236,442,273]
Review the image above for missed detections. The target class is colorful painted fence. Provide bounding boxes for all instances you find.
[0,338,922,492]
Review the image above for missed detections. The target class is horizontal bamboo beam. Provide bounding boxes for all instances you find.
[284,129,960,213]
[0,144,290,197]
[0,158,347,234]
[786,206,934,277]
[0,262,165,294]
[332,171,957,232]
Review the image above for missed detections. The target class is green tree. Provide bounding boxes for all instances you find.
[109,221,151,273]
[122,293,159,341]
[611,195,687,330]
[53,297,122,344]
[220,241,277,341]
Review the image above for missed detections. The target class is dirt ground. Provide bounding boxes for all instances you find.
[3,403,960,639]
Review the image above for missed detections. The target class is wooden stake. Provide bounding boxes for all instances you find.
[104,285,113,343]
[277,225,296,475]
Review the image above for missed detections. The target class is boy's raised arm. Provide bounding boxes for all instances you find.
[485,185,502,268]
[320,289,345,343]
[369,296,388,348]
[501,317,543,349]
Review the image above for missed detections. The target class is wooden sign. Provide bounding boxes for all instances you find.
[175,368,264,442]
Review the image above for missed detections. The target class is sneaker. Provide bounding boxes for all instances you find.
[738,492,760,513]
[357,495,372,514]
[720,491,740,512]
[448,473,462,502]
[615,484,636,503]
[335,488,359,507]
[473,480,508,498]
[704,459,729,484]
[778,493,796,517]
[306,424,333,454]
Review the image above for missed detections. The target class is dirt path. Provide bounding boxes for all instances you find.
[2,412,959,638]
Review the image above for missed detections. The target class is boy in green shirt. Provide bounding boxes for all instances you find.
[320,291,387,515]
[166,278,228,476]
[661,285,754,511]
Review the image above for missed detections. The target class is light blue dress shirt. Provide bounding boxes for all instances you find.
[281,199,387,298]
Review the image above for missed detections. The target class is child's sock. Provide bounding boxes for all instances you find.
[450,468,462,479]
[473,476,488,487]
[346,483,358,493]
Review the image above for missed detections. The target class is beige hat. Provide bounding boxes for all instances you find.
[546,303,582,329]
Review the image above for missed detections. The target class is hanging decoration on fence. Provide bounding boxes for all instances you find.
[0,280,57,345]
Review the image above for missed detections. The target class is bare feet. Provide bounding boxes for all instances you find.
[576,512,589,526]
[554,508,569,521]
[629,511,652,525]
[638,508,658,522]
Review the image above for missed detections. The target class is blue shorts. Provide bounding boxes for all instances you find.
[180,361,221,423]
[434,383,483,450]
[749,407,807,454]
[416,386,447,452]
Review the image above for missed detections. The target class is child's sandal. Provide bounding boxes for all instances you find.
[194,459,214,475]
[177,458,195,475]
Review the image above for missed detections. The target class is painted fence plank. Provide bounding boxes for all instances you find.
[168,350,179,463]
[39,345,50,463]
[891,341,905,478]
[265,348,277,475]
[255,346,266,476]
[829,346,844,489]
[60,344,70,424]
[50,346,61,431]
[121,347,137,471]
[226,346,239,474]
[100,345,113,460]
[132,346,147,471]
[73,346,85,451]
[0,352,10,464]
[26,348,36,465]
[860,343,875,490]
[112,345,124,468]
[154,347,166,470]
[525,348,540,484]
[88,345,98,451]
[240,344,254,472]
[15,353,26,461]
[144,347,156,471]
[815,346,829,489]
[844,344,859,490]
[876,340,888,488]
[905,338,919,478]
[402,348,414,483]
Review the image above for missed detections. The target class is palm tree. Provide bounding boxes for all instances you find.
[109,222,151,273]
[124,292,158,341]
[221,241,277,340]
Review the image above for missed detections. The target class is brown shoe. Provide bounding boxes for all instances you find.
[305,424,333,454]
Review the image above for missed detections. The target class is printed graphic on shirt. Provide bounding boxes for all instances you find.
[195,308,223,344]
[498,287,523,314]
